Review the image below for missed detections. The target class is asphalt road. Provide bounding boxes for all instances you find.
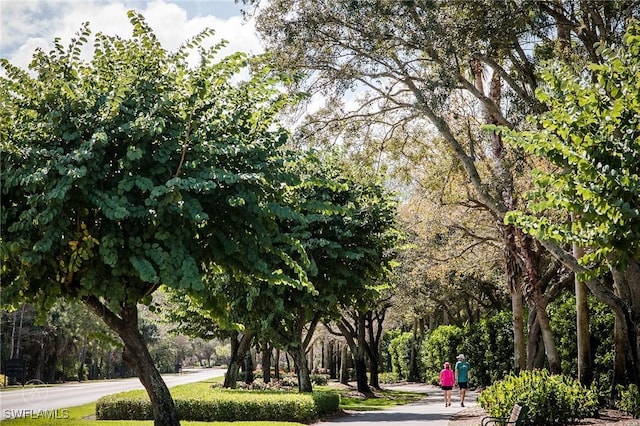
[0,367,226,420]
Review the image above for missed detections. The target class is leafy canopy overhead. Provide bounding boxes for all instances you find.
[500,21,640,278]
[1,11,308,311]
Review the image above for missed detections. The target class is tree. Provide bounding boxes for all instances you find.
[247,0,639,375]
[499,21,640,386]
[1,12,306,426]
[293,155,402,393]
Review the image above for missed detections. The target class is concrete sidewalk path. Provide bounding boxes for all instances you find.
[315,384,479,426]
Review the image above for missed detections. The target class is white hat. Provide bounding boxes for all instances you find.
[457,354,465,360]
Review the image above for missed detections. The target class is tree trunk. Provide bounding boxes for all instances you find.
[368,353,380,389]
[340,344,350,385]
[613,314,627,393]
[409,317,419,382]
[518,231,561,373]
[290,345,313,392]
[353,353,369,394]
[337,316,373,395]
[262,343,272,384]
[243,352,254,384]
[526,312,536,370]
[328,340,337,379]
[504,225,527,372]
[538,239,640,386]
[532,290,562,373]
[223,332,254,388]
[611,262,640,385]
[274,348,281,380]
[83,297,179,426]
[574,244,593,385]
[366,309,384,390]
[511,282,526,373]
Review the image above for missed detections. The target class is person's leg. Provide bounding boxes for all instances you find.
[459,382,467,406]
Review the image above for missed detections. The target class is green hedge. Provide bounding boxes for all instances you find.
[478,369,598,426]
[96,389,339,422]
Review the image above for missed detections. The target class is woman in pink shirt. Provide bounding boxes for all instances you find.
[439,361,455,406]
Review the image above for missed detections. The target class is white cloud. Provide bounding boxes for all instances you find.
[1,0,262,70]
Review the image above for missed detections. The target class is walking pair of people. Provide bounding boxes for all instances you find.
[439,354,471,407]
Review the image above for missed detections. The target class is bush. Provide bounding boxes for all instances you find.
[388,331,422,381]
[478,369,598,425]
[380,329,402,373]
[310,373,329,385]
[548,293,615,396]
[378,372,400,384]
[617,384,640,418]
[419,325,461,383]
[96,388,340,422]
[312,391,341,416]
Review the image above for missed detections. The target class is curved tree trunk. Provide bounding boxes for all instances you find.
[83,297,179,426]
[337,315,374,396]
[532,291,561,373]
[526,312,546,369]
[518,232,561,373]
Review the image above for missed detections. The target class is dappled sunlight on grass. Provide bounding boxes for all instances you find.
[316,383,426,411]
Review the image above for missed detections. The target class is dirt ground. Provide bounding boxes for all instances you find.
[449,407,640,425]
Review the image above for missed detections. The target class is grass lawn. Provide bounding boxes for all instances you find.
[319,383,427,411]
[1,378,426,424]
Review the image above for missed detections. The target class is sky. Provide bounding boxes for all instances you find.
[0,0,263,70]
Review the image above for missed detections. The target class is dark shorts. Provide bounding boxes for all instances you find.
[442,386,453,390]
[458,382,468,389]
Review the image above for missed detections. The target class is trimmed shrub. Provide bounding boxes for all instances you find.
[96,393,152,420]
[617,384,640,418]
[312,391,341,416]
[478,369,598,426]
[96,388,339,422]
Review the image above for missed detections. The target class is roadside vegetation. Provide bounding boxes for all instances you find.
[3,2,640,426]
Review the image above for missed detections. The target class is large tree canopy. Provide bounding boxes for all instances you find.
[1,12,307,426]
[247,0,640,375]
